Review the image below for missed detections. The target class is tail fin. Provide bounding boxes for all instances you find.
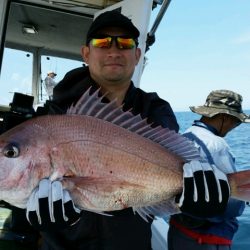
[228,170,250,201]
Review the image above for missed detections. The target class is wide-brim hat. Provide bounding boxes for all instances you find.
[86,10,140,44]
[190,89,250,123]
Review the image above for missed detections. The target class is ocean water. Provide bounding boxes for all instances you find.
[175,110,250,249]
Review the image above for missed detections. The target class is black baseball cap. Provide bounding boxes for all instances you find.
[86,10,140,44]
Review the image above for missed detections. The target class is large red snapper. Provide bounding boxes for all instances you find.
[0,89,249,218]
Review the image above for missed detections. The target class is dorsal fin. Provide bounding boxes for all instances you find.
[67,88,200,162]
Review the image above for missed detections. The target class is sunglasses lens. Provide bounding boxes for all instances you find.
[91,37,112,48]
[117,37,136,49]
[91,36,137,49]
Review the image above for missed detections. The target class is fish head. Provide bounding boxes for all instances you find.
[0,119,53,207]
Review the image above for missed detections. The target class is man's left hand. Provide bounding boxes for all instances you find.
[176,160,230,218]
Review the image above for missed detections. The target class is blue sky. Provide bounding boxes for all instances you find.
[141,0,250,111]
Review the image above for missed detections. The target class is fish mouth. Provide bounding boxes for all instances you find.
[63,174,75,177]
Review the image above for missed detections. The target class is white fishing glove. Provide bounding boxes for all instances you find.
[26,178,81,231]
[176,160,230,218]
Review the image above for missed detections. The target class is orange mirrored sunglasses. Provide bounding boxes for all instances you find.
[90,35,138,49]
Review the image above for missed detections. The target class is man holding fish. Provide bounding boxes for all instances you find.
[0,11,231,250]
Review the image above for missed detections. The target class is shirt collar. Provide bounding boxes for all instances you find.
[193,120,219,135]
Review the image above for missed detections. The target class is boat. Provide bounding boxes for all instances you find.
[1,1,248,249]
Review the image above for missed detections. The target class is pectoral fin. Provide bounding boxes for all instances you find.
[61,176,142,212]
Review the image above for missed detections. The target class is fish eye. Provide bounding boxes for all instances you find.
[3,144,20,158]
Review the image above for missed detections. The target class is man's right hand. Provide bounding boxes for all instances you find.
[26,179,81,231]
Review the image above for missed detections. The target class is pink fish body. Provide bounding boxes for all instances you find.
[0,89,248,217]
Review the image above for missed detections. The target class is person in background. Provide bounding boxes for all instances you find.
[44,71,57,100]
[168,89,250,250]
[25,11,230,250]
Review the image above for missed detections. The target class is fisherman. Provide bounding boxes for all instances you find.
[168,89,249,250]
[26,11,230,250]
[44,71,57,100]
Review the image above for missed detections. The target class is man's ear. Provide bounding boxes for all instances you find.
[135,47,141,65]
[81,46,90,64]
